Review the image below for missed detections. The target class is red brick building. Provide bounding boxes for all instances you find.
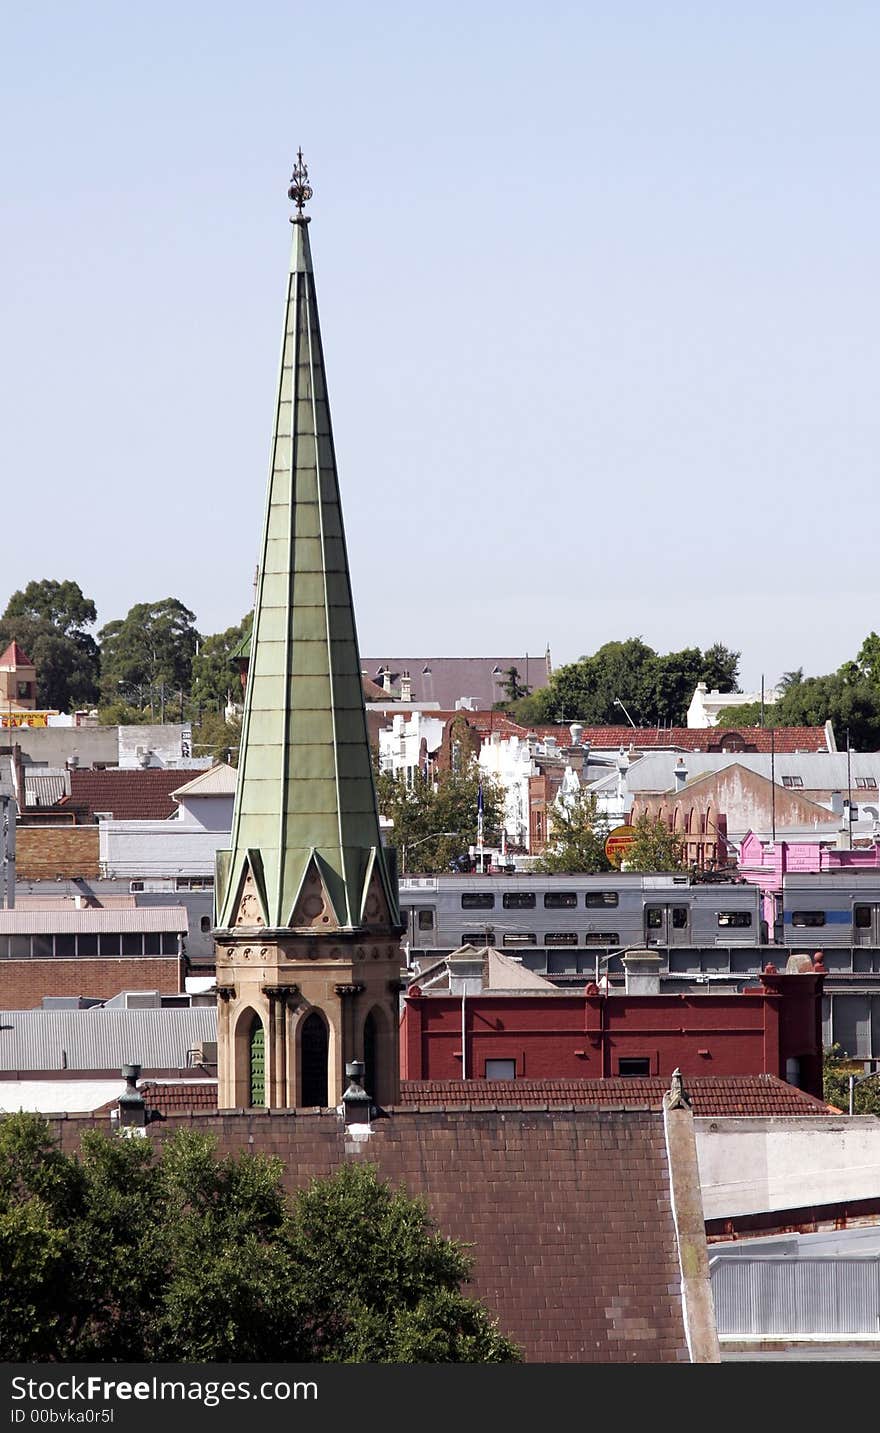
[401,968,825,1098]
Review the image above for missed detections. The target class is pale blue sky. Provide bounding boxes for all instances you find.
[2,2,878,692]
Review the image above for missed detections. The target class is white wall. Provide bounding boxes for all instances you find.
[695,1116,880,1221]
[99,821,230,879]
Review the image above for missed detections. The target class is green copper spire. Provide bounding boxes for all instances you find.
[215,156,399,934]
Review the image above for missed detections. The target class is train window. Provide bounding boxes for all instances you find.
[791,911,826,927]
[672,907,688,929]
[461,893,495,909]
[618,1057,650,1077]
[855,906,872,929]
[585,932,620,945]
[856,777,878,789]
[717,912,752,928]
[417,910,435,930]
[781,775,804,788]
[503,892,536,909]
[464,931,495,947]
[585,891,620,908]
[502,933,537,946]
[545,932,578,945]
[544,891,577,908]
[646,908,663,929]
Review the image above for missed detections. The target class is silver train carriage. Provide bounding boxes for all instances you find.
[781,873,880,948]
[398,873,765,954]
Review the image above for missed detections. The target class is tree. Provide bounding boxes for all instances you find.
[376,762,505,873]
[191,709,242,766]
[495,666,531,707]
[0,1115,520,1363]
[536,789,611,874]
[1,579,101,712]
[823,1044,880,1115]
[4,579,97,636]
[529,637,742,727]
[618,814,686,873]
[190,612,252,715]
[99,599,200,715]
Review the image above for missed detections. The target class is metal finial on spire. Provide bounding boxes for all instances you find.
[288,148,313,221]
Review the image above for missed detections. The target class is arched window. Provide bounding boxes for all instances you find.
[301,1010,329,1107]
[249,1016,266,1108]
[363,1009,379,1101]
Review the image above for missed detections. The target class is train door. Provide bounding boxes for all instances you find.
[853,902,880,946]
[644,902,690,946]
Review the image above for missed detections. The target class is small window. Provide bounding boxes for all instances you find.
[586,891,619,908]
[502,933,537,946]
[200,916,212,933]
[781,775,804,788]
[54,934,76,957]
[485,1059,516,1080]
[544,891,577,908]
[99,935,121,956]
[717,911,752,928]
[646,907,663,929]
[32,935,53,959]
[464,929,495,947]
[618,1057,651,1077]
[417,910,435,930]
[545,932,578,945]
[791,911,826,928]
[585,932,620,945]
[129,880,145,892]
[672,906,688,929]
[77,934,98,957]
[855,905,872,929]
[503,892,536,909]
[121,934,143,956]
[160,933,179,954]
[461,893,494,910]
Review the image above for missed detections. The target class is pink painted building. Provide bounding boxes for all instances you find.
[738,831,880,933]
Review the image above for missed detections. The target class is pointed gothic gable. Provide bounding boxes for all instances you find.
[360,857,393,928]
[225,851,269,930]
[288,852,341,931]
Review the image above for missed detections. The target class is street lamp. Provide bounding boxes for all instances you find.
[613,698,638,729]
[401,832,459,876]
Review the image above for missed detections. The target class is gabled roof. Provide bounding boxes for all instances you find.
[0,640,35,669]
[68,768,195,821]
[170,762,237,799]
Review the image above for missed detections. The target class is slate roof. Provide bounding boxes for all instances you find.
[398,1075,834,1117]
[361,657,551,711]
[68,769,192,821]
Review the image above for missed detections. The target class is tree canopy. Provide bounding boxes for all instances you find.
[509,638,741,727]
[618,814,686,874]
[0,1115,520,1364]
[536,789,611,874]
[1,579,100,712]
[98,599,200,712]
[376,762,505,874]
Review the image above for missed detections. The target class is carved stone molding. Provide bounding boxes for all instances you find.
[215,985,236,1002]
[334,982,365,998]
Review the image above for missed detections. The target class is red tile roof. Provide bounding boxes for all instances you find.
[68,768,193,821]
[399,1075,834,1117]
[0,640,34,669]
[140,1080,219,1114]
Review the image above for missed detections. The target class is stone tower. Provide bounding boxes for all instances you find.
[214,155,404,1110]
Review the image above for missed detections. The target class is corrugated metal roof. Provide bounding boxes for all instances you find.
[24,773,68,808]
[0,1007,217,1071]
[0,907,188,934]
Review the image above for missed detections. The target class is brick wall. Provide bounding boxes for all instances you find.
[47,1107,689,1364]
[16,827,100,880]
[0,957,182,1008]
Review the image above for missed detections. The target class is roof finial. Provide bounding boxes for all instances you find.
[288,148,313,223]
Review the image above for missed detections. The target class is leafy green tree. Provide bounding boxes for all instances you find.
[191,709,242,766]
[0,1116,519,1363]
[4,579,97,636]
[190,613,252,715]
[376,763,504,873]
[494,666,532,708]
[536,789,611,874]
[823,1044,880,1115]
[99,598,200,714]
[0,579,101,712]
[530,637,741,726]
[618,814,686,873]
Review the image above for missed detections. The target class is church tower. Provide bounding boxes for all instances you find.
[214,155,404,1110]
